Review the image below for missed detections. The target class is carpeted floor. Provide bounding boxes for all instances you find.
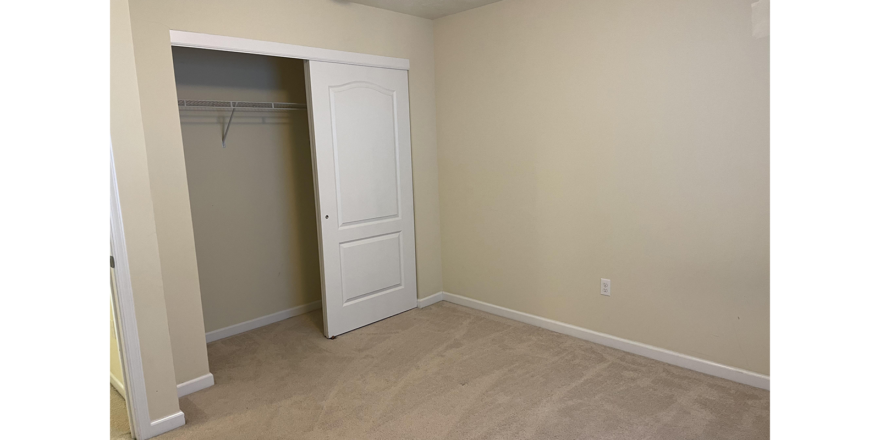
[111,385,132,439]
[159,302,769,439]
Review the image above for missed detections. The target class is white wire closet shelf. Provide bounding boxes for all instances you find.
[177,99,307,110]
[177,99,308,148]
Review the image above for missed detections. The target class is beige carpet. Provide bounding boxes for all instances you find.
[111,385,132,439]
[159,302,769,439]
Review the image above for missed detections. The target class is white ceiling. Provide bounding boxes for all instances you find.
[347,0,505,20]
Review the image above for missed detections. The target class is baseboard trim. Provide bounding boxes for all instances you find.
[110,372,125,397]
[206,301,322,343]
[440,291,770,390]
[148,411,185,438]
[177,373,215,398]
[417,291,444,308]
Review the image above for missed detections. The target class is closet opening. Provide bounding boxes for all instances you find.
[172,47,324,342]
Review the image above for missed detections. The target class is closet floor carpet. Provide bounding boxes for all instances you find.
[159,302,769,440]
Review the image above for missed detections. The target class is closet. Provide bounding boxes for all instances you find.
[173,47,321,337]
[172,43,417,340]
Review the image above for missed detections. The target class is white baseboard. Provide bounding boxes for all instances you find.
[439,292,770,390]
[206,300,322,343]
[417,291,444,308]
[110,372,125,397]
[148,411,185,438]
[177,373,215,398]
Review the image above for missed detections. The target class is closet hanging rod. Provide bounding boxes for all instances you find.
[177,100,307,111]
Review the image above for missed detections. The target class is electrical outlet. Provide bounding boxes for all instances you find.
[600,278,611,296]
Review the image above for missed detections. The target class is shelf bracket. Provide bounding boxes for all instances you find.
[221,107,236,148]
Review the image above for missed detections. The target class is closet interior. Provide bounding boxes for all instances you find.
[172,47,322,337]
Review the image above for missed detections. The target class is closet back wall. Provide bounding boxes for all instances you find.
[173,48,321,333]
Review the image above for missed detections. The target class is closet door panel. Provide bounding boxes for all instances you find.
[305,60,416,338]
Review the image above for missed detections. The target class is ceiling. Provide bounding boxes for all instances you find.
[347,0,505,20]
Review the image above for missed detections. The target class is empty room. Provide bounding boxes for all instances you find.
[9,0,879,439]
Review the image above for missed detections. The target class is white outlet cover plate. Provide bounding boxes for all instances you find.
[601,278,611,296]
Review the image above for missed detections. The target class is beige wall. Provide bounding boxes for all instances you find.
[434,0,769,375]
[173,48,321,332]
[110,0,181,420]
[123,0,444,384]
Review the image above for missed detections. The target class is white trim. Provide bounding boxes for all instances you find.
[108,372,126,399]
[417,291,444,309]
[206,301,322,343]
[169,31,409,71]
[110,372,126,397]
[148,411,186,438]
[440,292,770,390]
[114,143,191,439]
[110,145,155,439]
[177,373,215,398]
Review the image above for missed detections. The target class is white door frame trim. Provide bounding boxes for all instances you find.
[110,144,154,440]
[112,144,187,439]
[169,31,410,71]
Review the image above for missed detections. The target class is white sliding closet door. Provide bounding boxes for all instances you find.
[305,60,417,338]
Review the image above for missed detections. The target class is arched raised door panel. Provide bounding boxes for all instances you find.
[329,81,402,229]
[305,61,417,338]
